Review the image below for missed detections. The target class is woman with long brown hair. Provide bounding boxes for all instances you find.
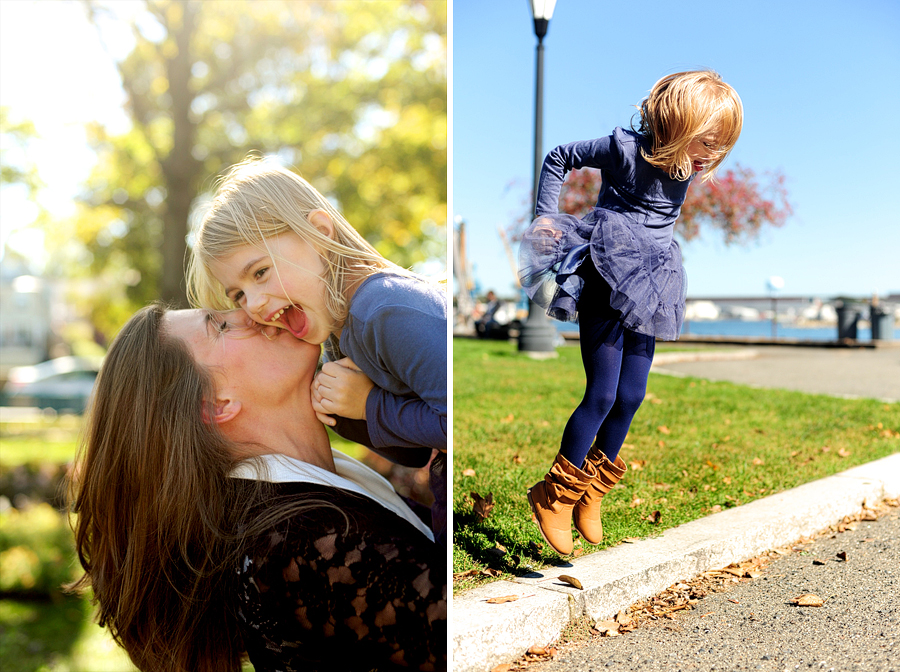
[67,304,446,671]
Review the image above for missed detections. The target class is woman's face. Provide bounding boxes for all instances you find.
[164,308,320,409]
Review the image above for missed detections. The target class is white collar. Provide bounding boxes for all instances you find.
[230,450,434,542]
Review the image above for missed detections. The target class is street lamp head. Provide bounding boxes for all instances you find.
[530,0,556,40]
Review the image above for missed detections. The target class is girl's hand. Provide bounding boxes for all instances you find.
[311,358,375,424]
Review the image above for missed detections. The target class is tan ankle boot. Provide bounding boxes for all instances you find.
[527,454,598,555]
[573,448,627,545]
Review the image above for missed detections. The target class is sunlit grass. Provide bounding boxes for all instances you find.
[452,338,900,592]
[0,597,137,672]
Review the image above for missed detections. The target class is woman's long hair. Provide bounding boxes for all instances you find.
[66,303,334,671]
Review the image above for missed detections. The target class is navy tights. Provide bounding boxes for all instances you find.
[558,264,655,468]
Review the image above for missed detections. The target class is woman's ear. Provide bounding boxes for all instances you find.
[202,398,242,425]
[308,209,335,240]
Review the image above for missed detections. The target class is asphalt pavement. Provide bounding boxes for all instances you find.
[452,344,900,672]
[517,506,899,672]
[651,344,900,403]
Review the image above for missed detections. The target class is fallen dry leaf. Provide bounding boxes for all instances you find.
[630,459,646,471]
[593,619,620,635]
[558,574,583,590]
[500,414,514,423]
[792,594,825,607]
[752,457,764,466]
[462,468,476,477]
[658,425,671,434]
[836,550,847,561]
[486,595,520,604]
[491,665,511,672]
[471,491,495,523]
[615,611,633,626]
[646,510,661,524]
[838,448,851,458]
[513,454,525,464]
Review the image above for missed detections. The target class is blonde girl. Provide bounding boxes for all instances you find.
[520,70,742,555]
[188,159,447,545]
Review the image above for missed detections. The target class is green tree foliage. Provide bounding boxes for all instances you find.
[54,0,445,335]
[0,107,42,195]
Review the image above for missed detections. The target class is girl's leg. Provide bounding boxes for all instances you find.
[558,270,625,468]
[592,329,655,463]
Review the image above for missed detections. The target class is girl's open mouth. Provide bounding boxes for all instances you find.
[268,305,308,340]
[693,161,704,172]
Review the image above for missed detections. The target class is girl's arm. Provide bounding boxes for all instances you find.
[314,359,446,451]
[340,297,447,452]
[535,135,618,217]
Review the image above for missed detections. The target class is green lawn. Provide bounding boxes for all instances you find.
[453,337,900,592]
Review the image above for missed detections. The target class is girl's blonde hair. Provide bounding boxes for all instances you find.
[187,158,409,324]
[636,70,743,182]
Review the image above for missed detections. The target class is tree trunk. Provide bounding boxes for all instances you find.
[159,2,199,308]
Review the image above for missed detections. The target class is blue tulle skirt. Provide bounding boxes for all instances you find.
[519,208,686,341]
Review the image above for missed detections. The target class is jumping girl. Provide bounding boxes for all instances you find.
[520,70,743,555]
[187,159,447,546]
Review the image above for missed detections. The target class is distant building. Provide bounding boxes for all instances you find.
[0,272,51,377]
[684,300,720,320]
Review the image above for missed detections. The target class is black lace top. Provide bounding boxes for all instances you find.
[235,482,447,671]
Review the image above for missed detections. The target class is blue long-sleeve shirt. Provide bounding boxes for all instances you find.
[326,273,447,460]
[535,127,692,246]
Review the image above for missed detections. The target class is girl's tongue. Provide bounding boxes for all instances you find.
[279,305,308,339]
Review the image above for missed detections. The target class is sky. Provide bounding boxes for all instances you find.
[453,0,900,299]
[0,0,131,269]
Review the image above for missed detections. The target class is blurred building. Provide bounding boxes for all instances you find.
[1,256,51,378]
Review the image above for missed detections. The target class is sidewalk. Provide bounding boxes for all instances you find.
[451,453,900,672]
[651,344,900,403]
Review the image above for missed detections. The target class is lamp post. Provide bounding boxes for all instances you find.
[518,0,559,355]
[766,276,784,340]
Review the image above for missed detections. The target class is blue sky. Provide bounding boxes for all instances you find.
[453,0,900,299]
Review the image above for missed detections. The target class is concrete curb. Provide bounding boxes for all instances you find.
[451,452,900,672]
[651,349,759,366]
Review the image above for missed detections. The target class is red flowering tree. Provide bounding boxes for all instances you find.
[513,164,792,244]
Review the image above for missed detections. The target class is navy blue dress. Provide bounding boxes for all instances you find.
[519,127,690,341]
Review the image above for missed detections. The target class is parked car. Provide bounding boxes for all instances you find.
[1,356,102,414]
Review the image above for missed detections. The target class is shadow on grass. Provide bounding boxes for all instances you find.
[453,510,578,582]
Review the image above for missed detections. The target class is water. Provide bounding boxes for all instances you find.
[557,318,900,342]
